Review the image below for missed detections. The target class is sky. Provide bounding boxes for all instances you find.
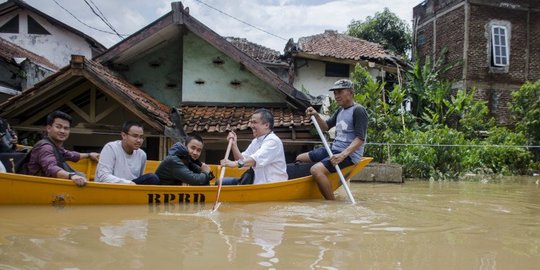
[6,0,422,52]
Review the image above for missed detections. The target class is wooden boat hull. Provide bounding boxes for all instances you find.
[0,157,372,205]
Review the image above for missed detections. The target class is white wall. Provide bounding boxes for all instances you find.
[293,59,383,103]
[0,10,93,68]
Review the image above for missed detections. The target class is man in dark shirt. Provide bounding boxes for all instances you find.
[27,111,99,187]
[156,134,214,185]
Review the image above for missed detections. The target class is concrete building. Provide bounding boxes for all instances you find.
[413,0,540,125]
[284,30,403,103]
[0,37,57,101]
[0,0,105,68]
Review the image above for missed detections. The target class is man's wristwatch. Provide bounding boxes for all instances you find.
[237,160,244,168]
[68,172,76,179]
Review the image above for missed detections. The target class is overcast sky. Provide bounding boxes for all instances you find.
[9,0,422,52]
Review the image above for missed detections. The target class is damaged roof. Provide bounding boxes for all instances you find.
[286,30,402,66]
[225,37,287,66]
[0,55,171,130]
[0,37,58,70]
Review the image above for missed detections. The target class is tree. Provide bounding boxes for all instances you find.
[510,80,540,161]
[346,8,412,56]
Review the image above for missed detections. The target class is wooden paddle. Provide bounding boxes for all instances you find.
[311,115,356,204]
[212,138,233,211]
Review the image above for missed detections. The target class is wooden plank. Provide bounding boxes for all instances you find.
[95,103,120,122]
[20,83,89,126]
[67,101,90,122]
[90,87,96,122]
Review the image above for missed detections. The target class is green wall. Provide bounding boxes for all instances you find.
[182,32,282,103]
[121,36,183,107]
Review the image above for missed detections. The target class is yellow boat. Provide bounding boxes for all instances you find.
[0,157,372,205]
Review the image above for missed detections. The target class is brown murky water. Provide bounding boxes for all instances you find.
[1,177,539,269]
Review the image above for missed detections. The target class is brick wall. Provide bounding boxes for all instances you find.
[413,0,540,125]
[466,4,528,83]
[435,7,464,81]
[529,11,540,81]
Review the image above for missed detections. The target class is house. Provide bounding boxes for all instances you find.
[226,37,289,82]
[284,30,404,102]
[0,37,57,101]
[0,2,316,162]
[413,0,540,125]
[0,0,106,68]
[0,54,173,158]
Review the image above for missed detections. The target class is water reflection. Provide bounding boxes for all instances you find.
[0,177,539,269]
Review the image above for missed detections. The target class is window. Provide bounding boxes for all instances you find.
[325,62,349,77]
[0,15,19,33]
[491,25,509,67]
[28,15,50,35]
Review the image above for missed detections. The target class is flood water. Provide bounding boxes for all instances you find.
[1,177,539,270]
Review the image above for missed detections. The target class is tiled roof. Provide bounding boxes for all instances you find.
[83,59,173,127]
[225,37,286,65]
[0,56,172,128]
[0,37,58,70]
[180,105,311,133]
[296,30,392,61]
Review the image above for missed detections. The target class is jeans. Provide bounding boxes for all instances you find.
[132,173,160,185]
[216,177,239,185]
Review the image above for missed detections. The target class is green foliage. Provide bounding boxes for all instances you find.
[463,127,532,175]
[457,90,494,139]
[406,48,459,123]
[346,65,415,162]
[510,80,540,148]
[326,50,534,179]
[391,127,466,179]
[346,8,412,55]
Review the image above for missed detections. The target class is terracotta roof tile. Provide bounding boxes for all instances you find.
[83,59,172,127]
[226,37,286,65]
[297,30,392,61]
[0,57,172,127]
[180,105,311,133]
[0,37,59,70]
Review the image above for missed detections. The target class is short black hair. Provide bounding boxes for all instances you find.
[254,108,274,130]
[46,111,72,126]
[185,133,204,145]
[122,121,143,133]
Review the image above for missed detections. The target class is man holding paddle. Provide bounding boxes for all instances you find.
[220,108,288,185]
[296,79,368,200]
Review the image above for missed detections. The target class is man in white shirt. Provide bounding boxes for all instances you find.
[220,108,288,184]
[95,121,159,185]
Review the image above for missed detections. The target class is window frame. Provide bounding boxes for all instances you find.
[325,62,350,77]
[491,25,509,67]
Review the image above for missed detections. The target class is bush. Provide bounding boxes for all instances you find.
[390,127,466,179]
[510,80,540,161]
[463,127,532,175]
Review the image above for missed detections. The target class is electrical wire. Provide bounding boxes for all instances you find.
[51,0,124,37]
[193,0,287,41]
[83,0,124,39]
[366,142,540,148]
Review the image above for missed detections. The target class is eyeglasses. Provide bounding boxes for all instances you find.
[127,133,145,140]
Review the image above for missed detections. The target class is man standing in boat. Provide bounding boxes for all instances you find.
[220,108,288,184]
[95,121,160,185]
[296,79,368,200]
[27,111,100,187]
